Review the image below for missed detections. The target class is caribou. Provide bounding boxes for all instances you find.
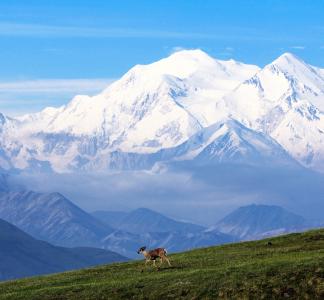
[137,246,171,268]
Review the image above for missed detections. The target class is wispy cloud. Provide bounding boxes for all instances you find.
[290,46,305,50]
[0,22,292,42]
[13,169,260,225]
[216,46,235,58]
[0,78,114,116]
[13,164,324,225]
[0,78,114,93]
[0,22,218,39]
[225,46,234,52]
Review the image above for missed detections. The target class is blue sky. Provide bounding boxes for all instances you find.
[0,0,323,115]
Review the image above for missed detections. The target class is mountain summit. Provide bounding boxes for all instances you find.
[209,204,308,240]
[220,52,324,170]
[0,50,323,172]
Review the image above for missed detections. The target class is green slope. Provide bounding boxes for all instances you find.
[1,229,324,299]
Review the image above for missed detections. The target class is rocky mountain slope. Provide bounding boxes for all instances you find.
[0,190,235,258]
[0,191,114,247]
[209,204,310,240]
[0,218,126,281]
[94,207,204,234]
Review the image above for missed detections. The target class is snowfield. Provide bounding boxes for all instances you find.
[0,49,324,172]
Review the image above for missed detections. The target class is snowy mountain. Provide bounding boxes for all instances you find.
[0,191,114,247]
[157,119,298,167]
[0,218,126,281]
[209,204,309,240]
[219,53,324,170]
[0,50,323,172]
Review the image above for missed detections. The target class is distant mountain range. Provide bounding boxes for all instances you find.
[93,208,232,258]
[0,218,126,281]
[92,210,128,228]
[0,190,235,259]
[0,184,322,277]
[0,187,321,258]
[102,229,234,259]
[0,171,9,192]
[96,204,320,257]
[0,50,324,172]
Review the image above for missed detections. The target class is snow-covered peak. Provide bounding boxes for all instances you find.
[147,49,219,78]
[0,50,323,172]
[264,52,324,95]
[169,48,212,59]
[222,51,324,124]
[272,52,303,66]
[218,52,324,170]
[153,49,259,81]
[12,49,259,142]
[103,49,259,92]
[157,118,297,167]
[101,49,215,91]
[163,49,216,68]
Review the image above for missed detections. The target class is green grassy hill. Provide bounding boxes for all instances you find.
[1,229,324,299]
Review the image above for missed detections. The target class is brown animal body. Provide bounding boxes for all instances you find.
[137,246,171,268]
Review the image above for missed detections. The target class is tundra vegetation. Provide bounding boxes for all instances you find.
[0,229,323,299]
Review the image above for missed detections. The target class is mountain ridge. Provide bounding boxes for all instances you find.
[0,191,114,248]
[0,189,236,259]
[0,50,323,172]
[209,204,310,240]
[0,217,127,281]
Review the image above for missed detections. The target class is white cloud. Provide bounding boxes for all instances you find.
[0,22,277,41]
[225,46,234,52]
[0,22,216,39]
[0,78,115,116]
[13,169,260,225]
[0,78,114,93]
[215,47,235,58]
[290,46,305,50]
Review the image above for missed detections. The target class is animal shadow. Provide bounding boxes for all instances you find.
[157,264,185,271]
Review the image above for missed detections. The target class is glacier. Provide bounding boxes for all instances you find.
[0,49,324,173]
